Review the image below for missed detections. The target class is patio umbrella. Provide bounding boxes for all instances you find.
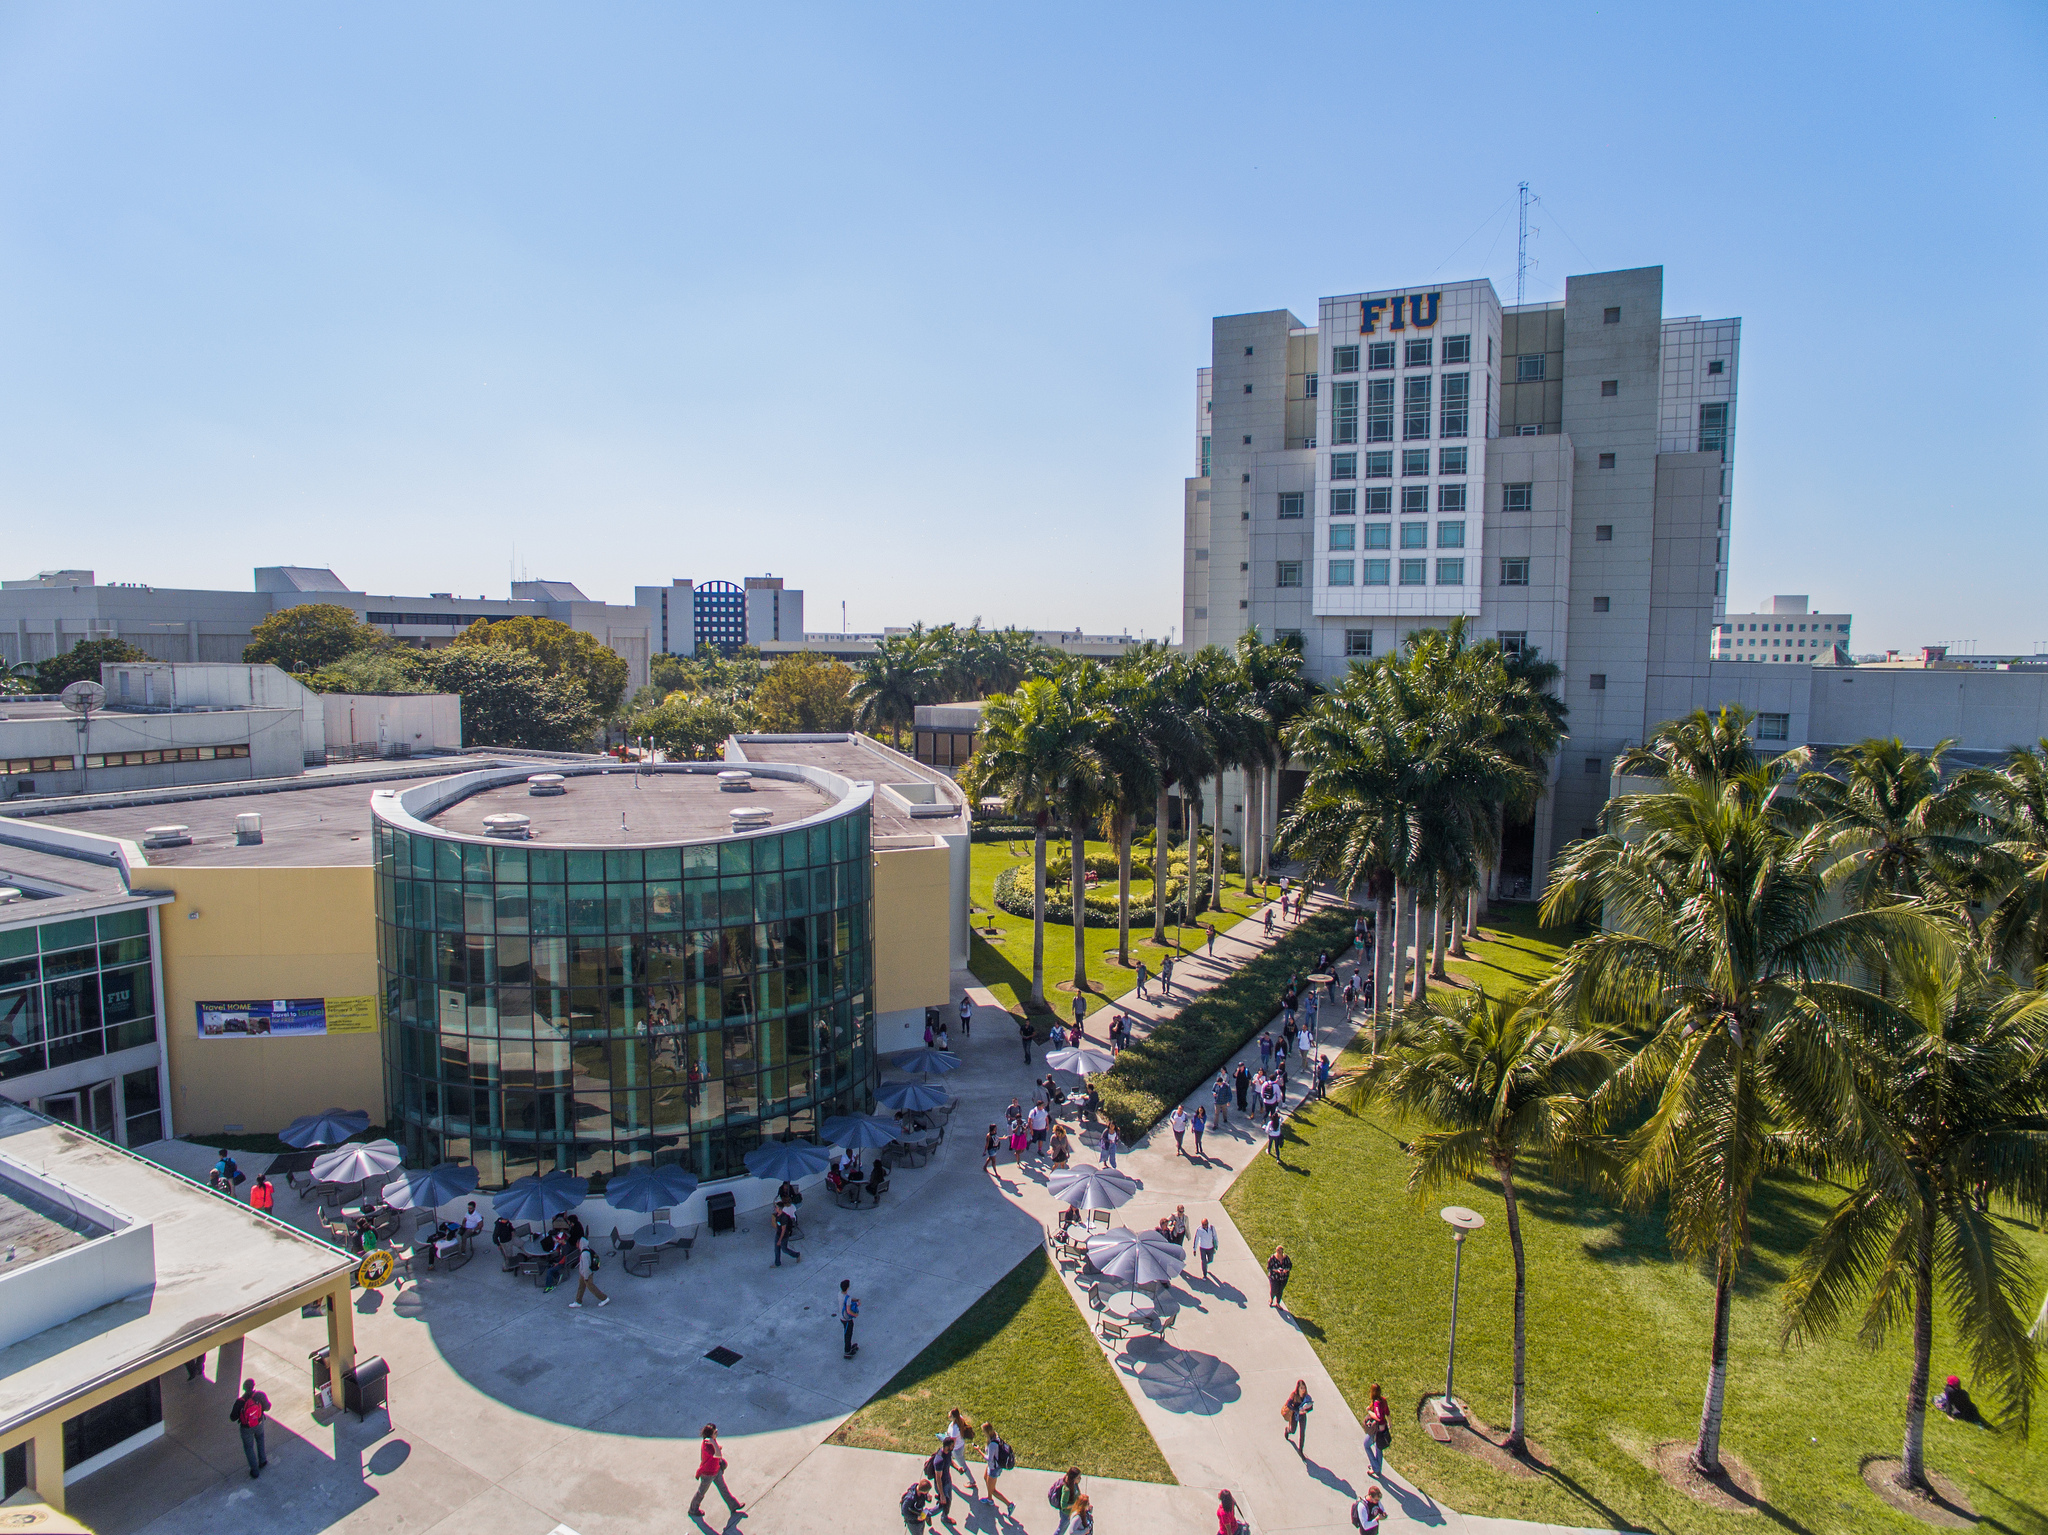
[1087,1225,1188,1286]
[1045,1164,1139,1212]
[1125,1341,1241,1414]
[821,1113,905,1150]
[279,1108,371,1148]
[1045,1046,1116,1077]
[493,1171,590,1223]
[311,1139,403,1185]
[886,1047,964,1078]
[603,1165,700,1213]
[380,1162,479,1211]
[874,1079,953,1112]
[743,1141,833,1181]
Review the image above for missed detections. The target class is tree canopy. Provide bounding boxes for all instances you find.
[242,604,388,673]
[450,616,629,716]
[34,636,151,694]
[431,646,597,750]
[750,653,856,733]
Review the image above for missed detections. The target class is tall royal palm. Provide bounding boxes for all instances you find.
[1047,663,1110,995]
[1798,738,1985,915]
[1781,944,2048,1493]
[1962,741,2048,985]
[1236,630,1314,888]
[1095,662,1163,969]
[849,636,937,747]
[1540,770,1932,1478]
[1348,989,1612,1451]
[1181,646,1249,914]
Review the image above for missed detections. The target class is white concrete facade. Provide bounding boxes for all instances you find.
[1715,594,1853,663]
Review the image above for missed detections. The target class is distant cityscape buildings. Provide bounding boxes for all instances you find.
[1713,595,1852,663]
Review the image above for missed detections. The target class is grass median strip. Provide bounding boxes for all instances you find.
[830,1248,1175,1484]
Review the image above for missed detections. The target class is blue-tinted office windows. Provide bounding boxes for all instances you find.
[1399,559,1427,586]
[1400,522,1429,549]
[1436,558,1466,585]
[1329,523,1356,550]
[1438,447,1467,475]
[1330,488,1357,516]
[1364,452,1392,478]
[1364,488,1392,515]
[1437,521,1465,548]
[1443,334,1471,364]
[1362,523,1391,549]
[1362,559,1390,586]
[1438,484,1466,512]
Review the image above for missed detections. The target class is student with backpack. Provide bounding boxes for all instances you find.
[900,1478,934,1529]
[980,1421,1017,1512]
[229,1379,270,1478]
[1048,1467,1083,1534]
[1217,1489,1249,1535]
[1351,1485,1385,1531]
[922,1445,956,1518]
[837,1278,861,1357]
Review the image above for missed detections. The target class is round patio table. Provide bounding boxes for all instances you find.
[630,1223,677,1247]
[1101,1289,1159,1325]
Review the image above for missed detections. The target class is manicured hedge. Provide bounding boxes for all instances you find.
[1094,909,1357,1140]
[991,861,1211,928]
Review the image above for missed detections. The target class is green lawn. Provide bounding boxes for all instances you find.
[1223,912,2048,1534]
[1442,899,1580,993]
[830,1249,1175,1484]
[968,838,1273,1015]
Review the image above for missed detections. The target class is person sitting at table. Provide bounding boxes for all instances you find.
[541,1229,573,1292]
[492,1214,518,1250]
[864,1161,890,1205]
[458,1202,484,1241]
[1059,1204,1082,1235]
[777,1178,803,1208]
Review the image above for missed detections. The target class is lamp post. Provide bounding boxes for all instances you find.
[1437,1205,1486,1424]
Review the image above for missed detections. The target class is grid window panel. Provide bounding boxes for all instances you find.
[1443,334,1471,364]
[1403,376,1432,439]
[1398,559,1427,586]
[1362,522,1391,548]
[1500,558,1530,586]
[1331,381,1359,444]
[1345,629,1373,656]
[1332,345,1359,373]
[1327,559,1355,586]
[1699,401,1729,453]
[1438,484,1466,512]
[1278,492,1305,519]
[1331,452,1357,479]
[1499,630,1527,656]
[1503,483,1533,512]
[1362,559,1390,586]
[1436,558,1465,585]
[1364,487,1392,514]
[1365,452,1392,479]
[1367,341,1395,370]
[1517,354,1546,382]
[1329,523,1356,550]
[1438,447,1466,475]
[1402,449,1430,476]
[1366,380,1394,441]
[1275,561,1303,588]
[1439,372,1469,438]
[1400,521,1429,549]
[1330,487,1357,515]
[1401,486,1429,514]
[1436,521,1465,549]
[1405,339,1433,367]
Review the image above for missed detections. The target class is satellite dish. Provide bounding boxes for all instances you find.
[60,680,105,714]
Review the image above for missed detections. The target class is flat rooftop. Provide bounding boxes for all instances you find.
[0,837,133,924]
[0,1101,353,1437]
[730,734,965,841]
[426,768,838,844]
[0,1177,106,1265]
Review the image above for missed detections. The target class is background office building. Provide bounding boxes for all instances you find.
[1714,595,1852,663]
[1184,265,1738,892]
[634,576,806,658]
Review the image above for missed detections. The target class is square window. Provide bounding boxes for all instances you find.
[1503,482,1533,512]
[1362,559,1390,585]
[1401,486,1429,515]
[1402,449,1430,476]
[1405,338,1433,367]
[1345,628,1373,657]
[1593,595,1610,612]
[1243,384,1252,393]
[1757,712,1790,741]
[1517,423,1542,436]
[1438,447,1467,475]
[1243,435,1252,444]
[1362,522,1391,548]
[1595,524,1613,541]
[1402,376,1432,439]
[1367,341,1395,370]
[1332,345,1359,373]
[1278,492,1305,519]
[1364,487,1392,515]
[1330,487,1357,515]
[1589,673,1607,690]
[1328,523,1356,550]
[1516,354,1545,382]
[1585,757,1602,774]
[1435,558,1464,585]
[1600,379,1618,397]
[1331,452,1357,479]
[1499,630,1527,656]
[1400,521,1429,549]
[1364,451,1392,478]
[1603,306,1621,324]
[1275,561,1303,587]
[1707,358,1725,375]
[1499,557,1529,586]
[1245,346,1254,355]
[1443,334,1471,364]
[1437,521,1465,548]
[1598,452,1616,469]
[1437,484,1466,512]
[1398,558,1427,586]
[1327,559,1355,586]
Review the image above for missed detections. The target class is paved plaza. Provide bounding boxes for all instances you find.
[97,895,1600,1535]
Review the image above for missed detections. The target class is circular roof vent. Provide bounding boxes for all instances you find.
[729,806,773,831]
[482,813,532,840]
[717,770,754,792]
[143,825,192,848]
[527,774,567,797]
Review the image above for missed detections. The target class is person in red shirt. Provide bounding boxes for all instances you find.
[688,1423,744,1519]
[248,1175,275,1214]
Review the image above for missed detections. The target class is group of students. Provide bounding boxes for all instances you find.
[492,1211,609,1306]
[901,1411,1068,1530]
[825,1147,890,1204]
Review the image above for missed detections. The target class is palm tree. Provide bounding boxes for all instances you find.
[1962,741,2048,985]
[1047,663,1109,994]
[1540,769,1935,1478]
[1182,646,1250,914]
[1614,703,1768,785]
[1348,989,1613,1451]
[1781,943,2048,1491]
[1475,642,1566,929]
[1798,738,1985,916]
[1095,662,1164,970]
[849,636,937,747]
[1236,630,1314,888]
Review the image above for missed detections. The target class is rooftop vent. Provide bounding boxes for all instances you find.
[143,825,192,848]
[235,813,263,846]
[0,889,20,905]
[717,770,754,793]
[527,774,567,797]
[483,813,532,840]
[729,806,773,831]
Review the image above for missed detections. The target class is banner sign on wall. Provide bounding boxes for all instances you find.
[196,997,378,1038]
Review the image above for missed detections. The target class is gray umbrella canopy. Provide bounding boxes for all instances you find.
[493,1171,590,1223]
[603,1165,700,1212]
[1045,1164,1139,1212]
[1086,1226,1188,1286]
[380,1162,480,1211]
[1045,1046,1116,1076]
[874,1079,953,1112]
[820,1113,905,1149]
[311,1139,403,1185]
[279,1108,372,1148]
[886,1047,964,1078]
[1126,1340,1242,1414]
[743,1141,833,1181]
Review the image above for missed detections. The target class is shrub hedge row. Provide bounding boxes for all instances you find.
[990,862,1213,928]
[1093,908,1358,1141]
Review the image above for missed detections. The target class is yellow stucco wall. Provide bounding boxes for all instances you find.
[871,843,951,1015]
[128,864,383,1137]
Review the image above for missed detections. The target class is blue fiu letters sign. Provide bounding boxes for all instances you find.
[1361,293,1440,334]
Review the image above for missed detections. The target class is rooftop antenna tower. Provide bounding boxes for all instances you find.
[1516,181,1531,305]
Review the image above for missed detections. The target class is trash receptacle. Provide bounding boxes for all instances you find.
[309,1346,333,1412]
[705,1191,737,1234]
[342,1355,389,1421]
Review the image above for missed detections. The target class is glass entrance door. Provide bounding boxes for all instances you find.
[40,1080,119,1138]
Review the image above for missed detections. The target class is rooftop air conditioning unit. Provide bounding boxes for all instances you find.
[482,813,532,840]
[235,813,263,846]
[717,770,754,792]
[729,806,773,831]
[144,825,192,848]
[0,888,21,905]
[527,774,566,797]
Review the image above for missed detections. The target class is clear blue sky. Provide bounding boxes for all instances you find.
[1,3,2041,652]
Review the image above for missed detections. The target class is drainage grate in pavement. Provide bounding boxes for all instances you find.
[704,1346,743,1368]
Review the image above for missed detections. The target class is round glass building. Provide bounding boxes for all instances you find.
[370,762,875,1188]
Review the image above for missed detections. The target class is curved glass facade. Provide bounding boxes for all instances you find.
[372,786,874,1188]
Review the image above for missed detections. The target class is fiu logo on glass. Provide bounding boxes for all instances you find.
[1361,293,1440,333]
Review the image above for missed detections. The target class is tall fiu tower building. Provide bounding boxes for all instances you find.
[1183,266,1740,895]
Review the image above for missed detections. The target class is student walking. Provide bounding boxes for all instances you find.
[1218,1489,1247,1535]
[229,1379,270,1479]
[1100,1124,1120,1169]
[981,1421,1017,1512]
[837,1279,861,1357]
[983,1124,1000,1173]
[1266,1244,1293,1308]
[1008,1120,1028,1162]
[1069,1492,1095,1534]
[1258,1032,1273,1070]
[1283,1379,1314,1454]
[1191,1105,1207,1157]
[1234,1059,1251,1113]
[1194,1217,1218,1279]
[1353,1485,1386,1532]
[1263,906,1275,936]
[1160,956,1174,995]
[1265,1110,1284,1160]
[959,994,973,1039]
[771,1201,799,1268]
[1049,1469,1083,1535]
[944,1408,981,1497]
[900,1478,934,1529]
[1169,1105,1190,1157]
[570,1234,611,1305]
[248,1174,275,1214]
[1020,1017,1035,1063]
[923,1447,957,1520]
[1205,923,1217,957]
[1315,1054,1332,1099]
[1135,960,1149,999]
[1028,1100,1050,1155]
[1071,994,1087,1037]
[1364,1383,1391,1474]
[689,1424,745,1519]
